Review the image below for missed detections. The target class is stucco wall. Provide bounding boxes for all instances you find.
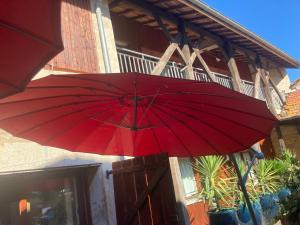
[269,67,291,94]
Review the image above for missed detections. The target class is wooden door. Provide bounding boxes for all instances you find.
[112,154,180,225]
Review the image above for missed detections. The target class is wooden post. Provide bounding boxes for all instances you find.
[269,76,285,103]
[253,69,261,99]
[181,44,194,80]
[151,42,178,75]
[222,43,243,92]
[169,157,191,225]
[259,68,277,115]
[194,48,216,82]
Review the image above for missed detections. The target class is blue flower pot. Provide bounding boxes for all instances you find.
[208,209,239,225]
[260,194,280,220]
[278,188,291,201]
[237,202,262,225]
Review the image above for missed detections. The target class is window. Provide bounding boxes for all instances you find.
[0,168,91,225]
[178,158,198,197]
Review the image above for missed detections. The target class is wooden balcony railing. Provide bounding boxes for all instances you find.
[116,47,284,111]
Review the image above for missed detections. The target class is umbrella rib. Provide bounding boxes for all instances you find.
[28,85,123,96]
[96,109,131,156]
[139,104,164,154]
[158,98,277,122]
[42,106,123,145]
[0,78,24,92]
[0,20,62,49]
[17,104,121,136]
[151,105,223,156]
[149,107,195,157]
[56,75,129,95]
[71,110,129,154]
[155,104,248,149]
[0,94,120,105]
[162,101,268,136]
[0,98,117,122]
[90,106,130,129]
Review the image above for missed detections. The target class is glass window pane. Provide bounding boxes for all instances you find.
[179,158,198,197]
[1,176,80,225]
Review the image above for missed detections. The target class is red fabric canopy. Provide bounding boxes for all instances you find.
[0,0,63,98]
[0,73,278,157]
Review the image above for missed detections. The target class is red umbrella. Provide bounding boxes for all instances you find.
[0,0,63,98]
[0,73,277,157]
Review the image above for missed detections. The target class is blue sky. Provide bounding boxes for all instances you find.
[201,0,300,82]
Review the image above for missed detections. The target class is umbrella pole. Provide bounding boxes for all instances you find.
[229,154,258,225]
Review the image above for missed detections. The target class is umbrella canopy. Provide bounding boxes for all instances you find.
[0,0,63,98]
[0,73,277,157]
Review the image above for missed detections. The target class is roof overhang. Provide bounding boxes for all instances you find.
[110,0,300,68]
[279,115,300,125]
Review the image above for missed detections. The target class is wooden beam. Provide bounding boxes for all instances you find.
[181,44,194,79]
[153,13,175,42]
[129,14,147,21]
[121,0,284,69]
[269,75,285,103]
[222,43,243,92]
[194,49,216,82]
[253,69,261,99]
[118,8,134,15]
[122,0,224,45]
[141,19,156,26]
[259,68,277,115]
[109,0,123,9]
[174,46,187,62]
[189,17,211,23]
[151,42,178,75]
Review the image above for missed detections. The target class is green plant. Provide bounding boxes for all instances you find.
[254,160,281,195]
[227,159,260,205]
[279,150,300,191]
[193,155,236,211]
[277,150,300,224]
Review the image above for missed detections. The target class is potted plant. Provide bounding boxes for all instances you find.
[254,159,281,223]
[230,160,262,225]
[193,155,238,225]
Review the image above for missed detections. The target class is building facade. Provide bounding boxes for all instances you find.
[269,82,300,160]
[0,0,299,225]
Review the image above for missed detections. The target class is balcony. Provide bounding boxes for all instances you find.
[116,47,283,111]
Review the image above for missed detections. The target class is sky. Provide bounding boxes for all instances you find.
[200,0,300,82]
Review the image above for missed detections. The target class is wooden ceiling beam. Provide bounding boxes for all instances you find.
[121,0,281,66]
[150,0,172,5]
[166,4,186,12]
[129,14,147,20]
[189,17,211,23]
[117,8,134,15]
[122,0,224,44]
[141,19,157,26]
[109,0,124,9]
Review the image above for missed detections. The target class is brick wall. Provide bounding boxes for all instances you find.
[283,90,300,116]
